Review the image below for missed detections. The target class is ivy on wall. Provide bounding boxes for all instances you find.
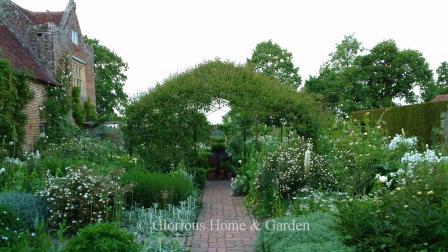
[71,86,98,125]
[72,86,84,125]
[42,56,78,144]
[0,59,33,157]
[42,56,98,144]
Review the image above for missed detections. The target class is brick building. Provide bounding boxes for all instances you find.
[0,0,95,150]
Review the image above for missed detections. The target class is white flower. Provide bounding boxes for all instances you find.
[388,134,417,150]
[376,175,388,183]
[0,168,5,175]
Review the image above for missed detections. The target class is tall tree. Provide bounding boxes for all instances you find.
[305,35,363,112]
[355,40,433,108]
[247,40,301,88]
[306,37,433,113]
[422,61,448,101]
[327,34,363,72]
[85,37,128,122]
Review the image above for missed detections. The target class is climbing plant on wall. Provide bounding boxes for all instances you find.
[42,56,78,144]
[123,60,323,170]
[0,59,33,157]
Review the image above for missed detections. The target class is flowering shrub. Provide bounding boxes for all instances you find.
[231,175,249,196]
[337,162,448,250]
[289,188,348,216]
[247,135,336,216]
[45,136,128,164]
[37,166,129,232]
[374,136,448,189]
[254,135,335,197]
[63,223,139,252]
[387,133,417,150]
[320,118,387,195]
[401,149,448,169]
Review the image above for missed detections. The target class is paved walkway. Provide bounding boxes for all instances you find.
[190,181,257,252]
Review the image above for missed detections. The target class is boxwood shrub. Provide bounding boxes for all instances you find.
[63,223,139,252]
[123,169,194,208]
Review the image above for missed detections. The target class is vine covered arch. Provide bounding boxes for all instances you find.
[123,60,322,169]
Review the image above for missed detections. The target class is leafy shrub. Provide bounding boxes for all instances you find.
[123,169,193,208]
[0,192,48,228]
[231,175,249,196]
[256,212,353,251]
[63,223,139,252]
[37,166,128,232]
[337,162,448,250]
[192,149,211,169]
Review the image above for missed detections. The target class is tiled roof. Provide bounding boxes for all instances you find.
[24,11,64,25]
[0,25,57,85]
[431,94,448,103]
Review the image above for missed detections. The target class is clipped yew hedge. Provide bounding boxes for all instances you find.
[352,101,448,146]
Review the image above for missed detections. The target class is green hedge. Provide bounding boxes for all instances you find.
[352,101,448,146]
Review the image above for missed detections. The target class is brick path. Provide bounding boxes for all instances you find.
[190,181,257,252]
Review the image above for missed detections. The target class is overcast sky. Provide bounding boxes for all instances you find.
[13,0,448,98]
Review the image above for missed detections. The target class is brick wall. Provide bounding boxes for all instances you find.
[23,81,46,151]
